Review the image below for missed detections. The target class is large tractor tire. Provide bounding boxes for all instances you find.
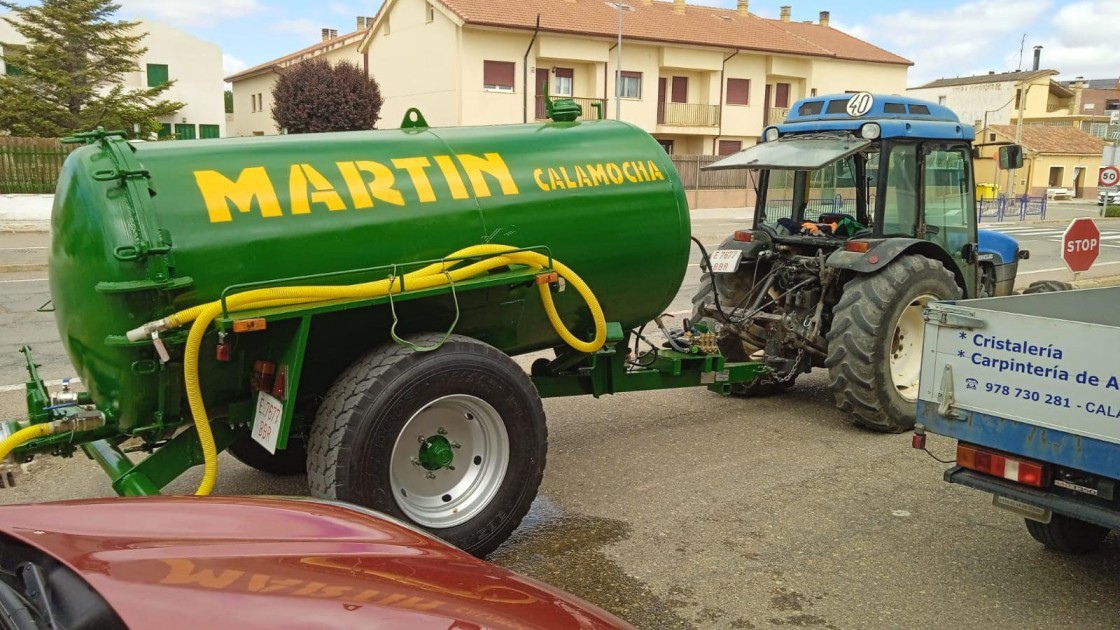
[307,334,547,558]
[825,255,961,432]
[691,275,798,397]
[1021,280,1074,294]
[1024,514,1111,554]
[227,434,308,476]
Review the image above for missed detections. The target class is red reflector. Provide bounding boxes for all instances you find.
[956,443,1046,488]
[845,241,870,253]
[911,433,926,449]
[732,230,753,242]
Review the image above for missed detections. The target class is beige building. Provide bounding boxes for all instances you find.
[225,19,372,137]
[360,0,910,155]
[1,17,225,138]
[975,125,1104,199]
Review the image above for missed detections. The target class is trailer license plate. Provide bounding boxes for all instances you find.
[252,392,284,454]
[708,250,743,273]
[993,495,1051,523]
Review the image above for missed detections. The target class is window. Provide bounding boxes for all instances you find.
[1048,166,1064,187]
[810,88,817,97]
[199,124,221,139]
[881,144,918,235]
[158,123,172,139]
[726,78,750,105]
[657,139,673,154]
[1014,88,1022,110]
[258,93,264,111]
[426,3,435,22]
[619,71,641,99]
[718,140,742,155]
[988,133,996,142]
[938,96,947,105]
[1084,103,1096,111]
[146,63,169,88]
[553,67,573,97]
[797,101,823,116]
[883,102,906,114]
[174,123,196,140]
[1106,99,1120,111]
[774,82,790,108]
[923,146,972,255]
[483,60,515,92]
[251,94,257,112]
[909,104,930,115]
[670,76,688,103]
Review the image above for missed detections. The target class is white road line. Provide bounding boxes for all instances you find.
[0,377,80,393]
[0,247,47,251]
[0,277,47,284]
[1018,260,1120,275]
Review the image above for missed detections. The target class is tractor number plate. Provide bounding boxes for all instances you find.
[709,249,743,273]
[252,392,284,454]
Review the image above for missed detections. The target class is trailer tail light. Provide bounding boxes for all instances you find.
[845,241,870,253]
[733,230,753,242]
[957,443,1047,488]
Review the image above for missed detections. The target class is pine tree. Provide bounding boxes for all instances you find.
[0,0,184,137]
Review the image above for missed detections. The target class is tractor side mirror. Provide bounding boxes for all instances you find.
[998,145,1024,169]
[960,242,978,264]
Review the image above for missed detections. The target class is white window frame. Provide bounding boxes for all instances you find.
[618,73,641,100]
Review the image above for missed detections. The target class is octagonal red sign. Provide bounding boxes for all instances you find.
[1062,217,1100,273]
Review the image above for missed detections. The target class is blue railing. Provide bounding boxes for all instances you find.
[976,195,1047,222]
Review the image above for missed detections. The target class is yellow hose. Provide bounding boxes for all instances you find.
[154,245,605,496]
[0,423,54,463]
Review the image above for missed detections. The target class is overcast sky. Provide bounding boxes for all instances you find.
[70,0,1120,87]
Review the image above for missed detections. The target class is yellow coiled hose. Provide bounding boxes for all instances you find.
[0,423,55,464]
[152,245,605,496]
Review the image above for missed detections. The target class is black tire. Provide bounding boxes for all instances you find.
[1021,280,1073,294]
[692,275,797,396]
[306,334,547,558]
[227,434,308,476]
[1024,514,1111,554]
[825,255,961,432]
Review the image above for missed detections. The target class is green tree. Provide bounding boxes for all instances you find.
[224,89,233,114]
[0,0,184,137]
[271,59,382,134]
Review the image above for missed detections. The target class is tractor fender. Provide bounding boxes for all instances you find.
[825,239,967,292]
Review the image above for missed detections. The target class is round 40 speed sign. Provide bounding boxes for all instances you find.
[1100,166,1120,189]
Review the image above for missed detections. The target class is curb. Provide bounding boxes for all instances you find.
[0,263,47,273]
[1071,275,1120,289]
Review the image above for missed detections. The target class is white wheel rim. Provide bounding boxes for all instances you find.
[890,294,935,403]
[389,394,509,529]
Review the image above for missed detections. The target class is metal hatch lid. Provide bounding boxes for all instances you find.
[703,134,870,171]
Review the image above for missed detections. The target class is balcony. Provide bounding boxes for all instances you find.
[765,107,791,126]
[657,102,720,127]
[534,95,608,121]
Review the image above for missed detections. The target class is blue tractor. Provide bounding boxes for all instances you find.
[692,93,1061,432]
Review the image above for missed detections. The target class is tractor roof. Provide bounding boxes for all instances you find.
[774,94,975,142]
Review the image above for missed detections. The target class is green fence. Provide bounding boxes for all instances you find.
[0,137,76,194]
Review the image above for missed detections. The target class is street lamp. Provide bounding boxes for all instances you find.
[614,2,632,120]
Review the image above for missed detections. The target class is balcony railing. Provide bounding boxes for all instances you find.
[657,102,720,127]
[765,107,790,126]
[534,95,607,121]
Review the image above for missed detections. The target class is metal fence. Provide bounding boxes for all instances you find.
[976,195,1047,222]
[669,154,751,190]
[0,137,76,194]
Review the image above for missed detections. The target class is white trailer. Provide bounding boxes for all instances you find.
[917,287,1120,553]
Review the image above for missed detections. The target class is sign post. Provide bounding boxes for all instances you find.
[1062,217,1100,280]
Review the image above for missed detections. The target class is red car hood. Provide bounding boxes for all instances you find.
[0,496,631,630]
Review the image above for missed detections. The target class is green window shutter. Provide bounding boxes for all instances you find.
[147,64,169,87]
[174,124,196,140]
[199,124,220,139]
[4,62,21,76]
[159,123,172,138]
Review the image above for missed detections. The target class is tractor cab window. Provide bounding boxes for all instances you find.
[757,151,875,233]
[922,145,973,258]
[880,144,918,236]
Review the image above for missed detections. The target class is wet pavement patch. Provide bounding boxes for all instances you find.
[490,496,696,629]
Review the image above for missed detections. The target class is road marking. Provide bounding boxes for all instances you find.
[0,377,80,393]
[1018,260,1120,275]
[0,277,47,284]
[0,247,47,251]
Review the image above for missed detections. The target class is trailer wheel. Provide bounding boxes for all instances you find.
[227,434,307,476]
[825,255,960,432]
[307,334,546,558]
[1024,514,1111,554]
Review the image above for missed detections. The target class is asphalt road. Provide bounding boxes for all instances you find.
[0,209,1118,629]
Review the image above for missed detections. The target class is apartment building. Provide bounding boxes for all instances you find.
[1,17,225,138]
[360,0,910,155]
[225,19,372,136]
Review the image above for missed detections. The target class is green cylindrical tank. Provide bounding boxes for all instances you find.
[50,120,690,431]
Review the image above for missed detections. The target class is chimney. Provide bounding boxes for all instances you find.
[673,0,685,14]
[330,29,338,38]
[737,0,748,16]
[780,5,791,22]
[321,28,331,41]
[357,16,366,30]
[1032,45,1042,72]
[819,10,829,26]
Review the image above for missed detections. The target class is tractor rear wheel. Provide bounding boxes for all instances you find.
[1024,514,1111,554]
[307,334,547,558]
[825,255,960,432]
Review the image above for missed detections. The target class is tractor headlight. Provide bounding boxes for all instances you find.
[860,123,881,140]
[763,127,780,142]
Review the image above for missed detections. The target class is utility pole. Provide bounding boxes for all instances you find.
[1008,82,1030,196]
[615,3,624,120]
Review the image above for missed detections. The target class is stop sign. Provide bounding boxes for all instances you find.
[1062,217,1100,272]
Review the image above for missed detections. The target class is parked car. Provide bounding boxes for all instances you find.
[1099,187,1120,206]
[0,496,634,630]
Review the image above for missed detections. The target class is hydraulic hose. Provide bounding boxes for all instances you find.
[128,245,606,496]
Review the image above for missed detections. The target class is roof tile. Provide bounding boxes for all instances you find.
[990,124,1105,155]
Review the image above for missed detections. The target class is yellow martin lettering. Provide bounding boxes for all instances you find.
[194,167,282,223]
[433,155,471,200]
[456,152,520,198]
[392,156,438,202]
[160,559,244,589]
[337,160,405,208]
[290,163,347,214]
